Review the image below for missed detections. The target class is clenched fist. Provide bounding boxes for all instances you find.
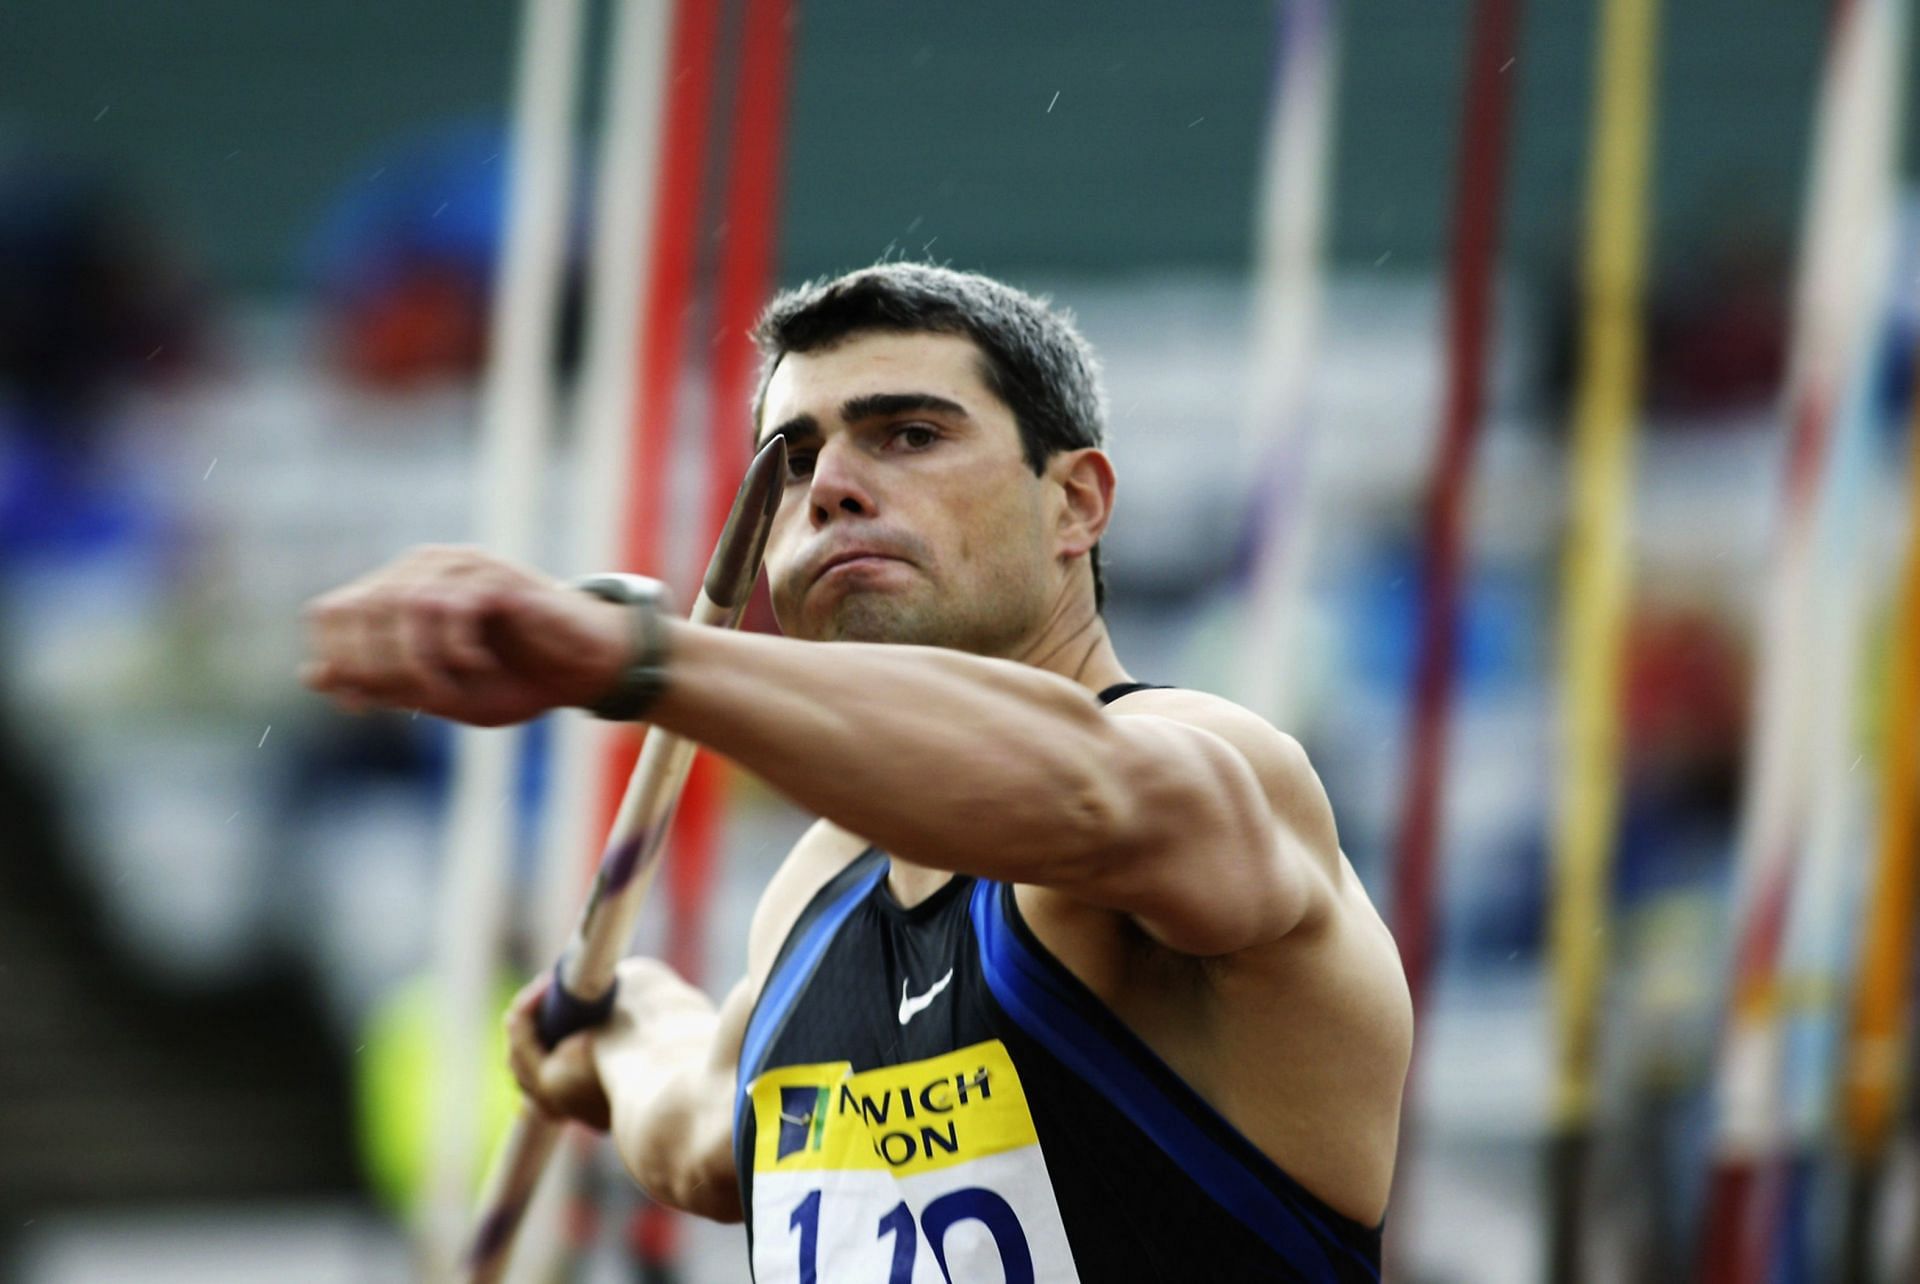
[502,957,715,1134]
[300,545,636,727]
[504,970,612,1131]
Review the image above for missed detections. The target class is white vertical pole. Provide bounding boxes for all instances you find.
[425,0,585,1275]
[534,0,676,1006]
[512,3,675,1272]
[1712,0,1900,1167]
[1235,0,1340,729]
[1776,0,1906,1168]
[1700,6,1904,1266]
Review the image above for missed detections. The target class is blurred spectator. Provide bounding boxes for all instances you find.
[1644,228,1789,417]
[306,122,584,391]
[1540,200,1789,423]
[1620,599,1748,834]
[0,151,206,571]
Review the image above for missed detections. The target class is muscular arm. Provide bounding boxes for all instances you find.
[650,625,1340,955]
[302,547,1339,957]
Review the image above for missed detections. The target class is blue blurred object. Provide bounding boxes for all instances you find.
[305,121,587,388]
[0,413,164,565]
[1346,537,1544,697]
[306,122,514,302]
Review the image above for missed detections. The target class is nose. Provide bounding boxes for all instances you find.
[807,438,876,529]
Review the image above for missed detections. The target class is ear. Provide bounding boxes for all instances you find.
[1049,448,1116,559]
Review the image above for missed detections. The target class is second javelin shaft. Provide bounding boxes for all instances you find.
[460,434,785,1282]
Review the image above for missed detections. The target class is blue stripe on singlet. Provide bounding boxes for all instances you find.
[970,879,1380,1282]
[737,861,888,1111]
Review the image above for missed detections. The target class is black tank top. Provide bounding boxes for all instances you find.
[733,683,1383,1282]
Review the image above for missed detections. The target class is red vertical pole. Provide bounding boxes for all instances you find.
[1387,0,1524,1268]
[659,0,798,1043]
[662,0,798,990]
[1393,0,1524,1055]
[592,0,726,853]
[630,0,798,1269]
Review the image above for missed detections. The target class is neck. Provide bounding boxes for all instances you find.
[1006,583,1131,696]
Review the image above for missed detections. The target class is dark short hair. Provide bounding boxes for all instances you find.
[751,262,1109,608]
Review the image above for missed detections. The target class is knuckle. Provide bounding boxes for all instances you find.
[406,590,451,623]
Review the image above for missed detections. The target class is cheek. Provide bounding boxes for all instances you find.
[762,525,806,606]
[972,488,1045,563]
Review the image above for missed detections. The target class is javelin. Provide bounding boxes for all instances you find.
[459,433,786,1283]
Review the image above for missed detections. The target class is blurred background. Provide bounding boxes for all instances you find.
[0,0,1914,1280]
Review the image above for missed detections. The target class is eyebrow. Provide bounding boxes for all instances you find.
[762,391,971,447]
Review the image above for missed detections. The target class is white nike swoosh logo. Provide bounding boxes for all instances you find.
[897,969,955,1025]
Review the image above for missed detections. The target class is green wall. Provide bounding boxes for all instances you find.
[0,1,1845,294]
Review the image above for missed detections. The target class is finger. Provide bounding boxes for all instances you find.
[323,593,384,693]
[301,595,355,691]
[539,1033,609,1130]
[354,601,412,701]
[393,597,463,708]
[504,980,550,1100]
[505,974,547,1051]
[508,973,547,1023]
[507,1035,546,1106]
[435,590,500,676]
[328,686,375,716]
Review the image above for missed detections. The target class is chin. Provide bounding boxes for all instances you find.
[814,593,949,646]
[823,601,918,644]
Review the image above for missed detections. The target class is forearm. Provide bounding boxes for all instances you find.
[647,623,1142,880]
[591,974,742,1222]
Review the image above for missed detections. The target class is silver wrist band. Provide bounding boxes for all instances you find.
[569,573,673,721]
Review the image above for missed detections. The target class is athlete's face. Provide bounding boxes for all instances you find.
[755,331,1067,652]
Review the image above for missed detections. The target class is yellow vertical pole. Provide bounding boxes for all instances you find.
[1544,0,1659,1275]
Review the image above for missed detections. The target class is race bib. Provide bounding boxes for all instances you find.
[747,1040,1080,1283]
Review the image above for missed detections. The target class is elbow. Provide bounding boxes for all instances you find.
[614,1094,742,1222]
[622,1130,743,1224]
[658,1158,742,1224]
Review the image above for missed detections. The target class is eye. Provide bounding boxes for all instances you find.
[892,423,938,450]
[785,452,816,482]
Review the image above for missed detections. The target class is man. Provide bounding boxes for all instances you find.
[303,264,1411,1281]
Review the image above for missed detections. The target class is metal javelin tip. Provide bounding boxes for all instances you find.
[701,435,787,609]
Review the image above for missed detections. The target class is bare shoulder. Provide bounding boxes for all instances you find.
[1103,686,1341,875]
[744,819,872,981]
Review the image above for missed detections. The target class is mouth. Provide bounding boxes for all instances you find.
[816,551,904,582]
[798,541,910,587]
